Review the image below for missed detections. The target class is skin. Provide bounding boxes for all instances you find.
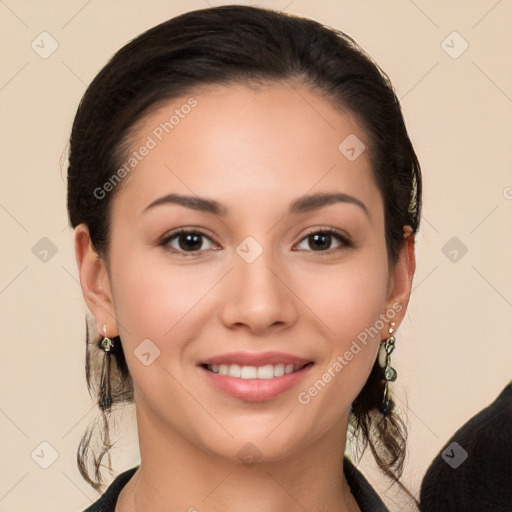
[74,81,415,512]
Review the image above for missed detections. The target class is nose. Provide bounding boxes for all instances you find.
[219,248,299,336]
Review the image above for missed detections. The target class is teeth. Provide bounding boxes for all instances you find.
[228,364,241,378]
[257,364,274,379]
[206,363,305,379]
[274,364,285,377]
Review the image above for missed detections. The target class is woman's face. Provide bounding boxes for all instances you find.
[77,81,413,463]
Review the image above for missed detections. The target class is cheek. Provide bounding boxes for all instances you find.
[295,253,389,401]
[108,248,225,368]
[111,262,201,336]
[299,255,389,342]
[108,256,205,401]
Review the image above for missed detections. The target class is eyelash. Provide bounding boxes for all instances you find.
[159,227,352,256]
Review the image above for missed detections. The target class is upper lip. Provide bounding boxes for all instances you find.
[199,351,313,367]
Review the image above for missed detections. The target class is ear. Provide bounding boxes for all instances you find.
[380,226,416,336]
[74,223,118,337]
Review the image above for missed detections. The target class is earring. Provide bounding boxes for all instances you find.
[98,324,114,410]
[380,321,397,415]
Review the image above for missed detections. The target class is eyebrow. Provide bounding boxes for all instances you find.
[142,192,370,218]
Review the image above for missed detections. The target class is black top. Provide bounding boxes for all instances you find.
[419,381,512,511]
[82,456,389,511]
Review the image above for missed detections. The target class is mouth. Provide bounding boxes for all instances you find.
[197,352,315,402]
[201,362,314,380]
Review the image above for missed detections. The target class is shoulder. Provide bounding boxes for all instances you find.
[420,381,512,511]
[81,466,139,512]
[343,456,390,512]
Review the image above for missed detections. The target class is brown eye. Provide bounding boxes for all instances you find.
[161,229,216,255]
[295,229,351,252]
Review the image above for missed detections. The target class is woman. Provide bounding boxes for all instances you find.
[67,5,422,511]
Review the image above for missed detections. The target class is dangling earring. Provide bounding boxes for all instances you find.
[380,321,397,415]
[98,324,114,410]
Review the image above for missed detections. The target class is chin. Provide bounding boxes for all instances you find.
[196,426,312,466]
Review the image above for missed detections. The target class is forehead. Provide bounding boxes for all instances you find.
[110,81,381,222]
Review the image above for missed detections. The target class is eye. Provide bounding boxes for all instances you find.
[160,227,351,256]
[295,228,351,253]
[160,229,217,255]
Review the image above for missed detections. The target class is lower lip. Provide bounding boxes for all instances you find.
[198,364,314,402]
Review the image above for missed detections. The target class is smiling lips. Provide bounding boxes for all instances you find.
[200,351,312,379]
[198,351,314,401]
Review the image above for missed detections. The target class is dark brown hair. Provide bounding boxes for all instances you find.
[67,4,422,505]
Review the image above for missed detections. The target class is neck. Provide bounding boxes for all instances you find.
[116,401,360,512]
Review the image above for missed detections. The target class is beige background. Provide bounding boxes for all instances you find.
[1,0,511,510]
